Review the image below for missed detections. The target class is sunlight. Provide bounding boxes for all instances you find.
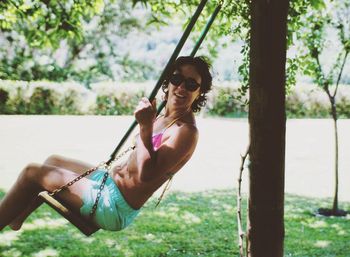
[0,248,22,257]
[143,233,163,243]
[182,211,201,224]
[308,220,328,229]
[72,231,96,243]
[153,210,169,217]
[212,211,220,216]
[210,199,220,205]
[33,248,59,257]
[121,248,134,257]
[314,240,331,248]
[105,238,117,247]
[168,206,180,212]
[338,230,346,235]
[144,233,155,240]
[104,238,123,250]
[0,230,22,246]
[78,235,95,243]
[22,217,68,230]
[331,223,347,236]
[331,223,341,229]
[222,203,233,212]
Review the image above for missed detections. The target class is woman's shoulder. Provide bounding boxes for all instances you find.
[179,121,197,131]
[173,119,198,141]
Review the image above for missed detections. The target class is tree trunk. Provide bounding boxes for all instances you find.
[247,0,289,256]
[330,99,339,213]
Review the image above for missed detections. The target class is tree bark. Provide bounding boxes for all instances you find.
[247,0,289,256]
[330,99,339,213]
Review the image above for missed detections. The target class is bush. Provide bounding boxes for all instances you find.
[93,91,145,115]
[0,88,9,114]
[114,91,145,115]
[28,87,58,114]
[59,89,82,115]
[337,96,350,118]
[0,80,94,115]
[207,86,248,117]
[285,84,350,118]
[0,80,349,118]
[95,95,117,115]
[6,87,29,114]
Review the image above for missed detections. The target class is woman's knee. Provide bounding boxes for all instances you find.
[20,163,62,190]
[20,163,43,183]
[44,154,64,167]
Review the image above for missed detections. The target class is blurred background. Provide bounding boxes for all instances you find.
[0,0,349,118]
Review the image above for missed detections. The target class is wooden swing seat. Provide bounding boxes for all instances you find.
[38,191,99,236]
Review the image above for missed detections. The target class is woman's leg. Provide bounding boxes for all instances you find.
[8,155,96,230]
[43,154,96,174]
[0,162,92,231]
[8,198,43,230]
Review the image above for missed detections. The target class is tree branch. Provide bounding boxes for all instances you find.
[333,50,349,98]
[237,144,250,257]
[315,54,332,98]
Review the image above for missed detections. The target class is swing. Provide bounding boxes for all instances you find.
[39,147,134,236]
[38,191,98,236]
[38,0,223,236]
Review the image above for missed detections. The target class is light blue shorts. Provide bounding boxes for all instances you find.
[80,169,140,231]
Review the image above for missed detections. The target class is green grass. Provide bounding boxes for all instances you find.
[0,190,349,257]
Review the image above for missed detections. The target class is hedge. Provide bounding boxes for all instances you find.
[0,80,349,118]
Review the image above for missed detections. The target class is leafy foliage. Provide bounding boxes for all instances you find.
[298,0,350,90]
[132,0,251,90]
[2,81,350,118]
[94,91,145,115]
[0,0,105,48]
[0,1,155,84]
[208,86,248,117]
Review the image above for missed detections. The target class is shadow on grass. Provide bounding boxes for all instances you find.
[0,189,349,257]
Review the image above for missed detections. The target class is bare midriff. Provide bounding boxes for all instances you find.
[110,151,165,210]
[110,116,195,210]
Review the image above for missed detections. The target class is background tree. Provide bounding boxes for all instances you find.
[0,0,103,81]
[0,0,155,84]
[0,0,262,85]
[299,0,349,216]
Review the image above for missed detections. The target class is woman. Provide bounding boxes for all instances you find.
[0,56,212,232]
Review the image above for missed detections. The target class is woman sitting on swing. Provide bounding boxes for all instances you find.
[0,56,212,232]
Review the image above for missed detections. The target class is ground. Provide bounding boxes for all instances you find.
[1,115,349,202]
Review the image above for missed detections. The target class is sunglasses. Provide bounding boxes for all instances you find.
[169,73,200,92]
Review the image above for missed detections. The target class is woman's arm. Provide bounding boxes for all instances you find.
[134,98,157,179]
[138,122,198,182]
[145,123,198,180]
[134,98,198,182]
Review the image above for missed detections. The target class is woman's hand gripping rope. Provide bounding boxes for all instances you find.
[134,98,157,127]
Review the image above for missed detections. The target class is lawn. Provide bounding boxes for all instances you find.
[1,116,350,256]
[0,189,349,257]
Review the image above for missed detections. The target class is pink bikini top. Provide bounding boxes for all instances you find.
[152,132,164,151]
[151,116,182,151]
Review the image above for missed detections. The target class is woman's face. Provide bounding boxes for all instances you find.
[167,64,202,111]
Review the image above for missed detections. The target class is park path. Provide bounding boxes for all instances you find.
[1,115,349,202]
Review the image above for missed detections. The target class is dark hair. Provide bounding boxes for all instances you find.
[162,56,213,113]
